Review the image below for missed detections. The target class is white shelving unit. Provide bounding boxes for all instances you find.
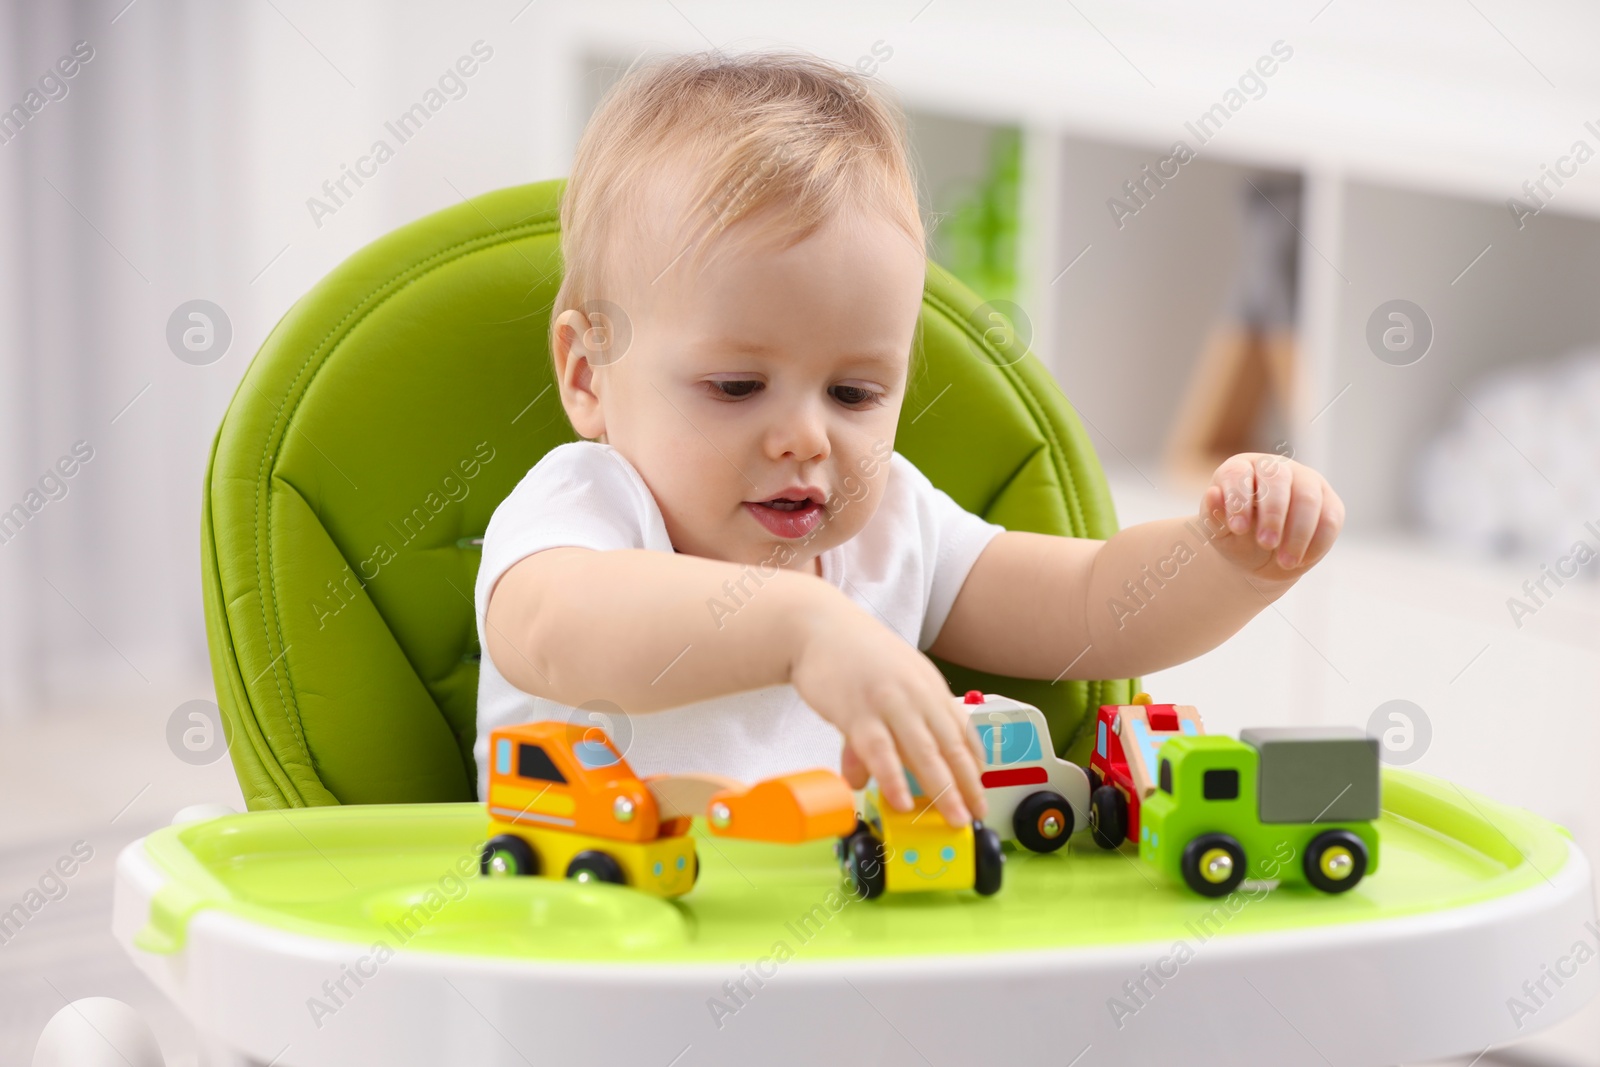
[544,0,1600,549]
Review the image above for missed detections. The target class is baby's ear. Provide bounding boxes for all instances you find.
[552,308,606,439]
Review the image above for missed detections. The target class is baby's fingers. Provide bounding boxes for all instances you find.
[890,717,972,828]
[1251,456,1294,550]
[850,721,911,811]
[1211,455,1257,534]
[928,699,988,820]
[1275,479,1323,569]
[839,741,870,790]
[1299,497,1345,570]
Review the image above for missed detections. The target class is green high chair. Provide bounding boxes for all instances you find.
[105,180,1588,1067]
[200,178,1139,810]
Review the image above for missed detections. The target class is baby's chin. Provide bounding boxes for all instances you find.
[675,530,827,574]
[668,501,869,570]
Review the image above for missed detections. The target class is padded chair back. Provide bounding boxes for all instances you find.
[200,179,1139,809]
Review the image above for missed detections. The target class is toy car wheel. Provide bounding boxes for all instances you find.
[566,850,627,886]
[836,817,871,863]
[688,851,699,888]
[1304,830,1368,893]
[1087,766,1102,792]
[845,832,886,900]
[1013,791,1074,853]
[1180,833,1246,897]
[1089,785,1127,850]
[972,821,1005,896]
[480,834,538,878]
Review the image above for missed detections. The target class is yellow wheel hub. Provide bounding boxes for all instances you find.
[1319,845,1355,881]
[1199,846,1234,883]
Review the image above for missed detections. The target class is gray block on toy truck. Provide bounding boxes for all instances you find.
[1239,727,1380,825]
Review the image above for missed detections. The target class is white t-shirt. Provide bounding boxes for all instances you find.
[473,440,1005,797]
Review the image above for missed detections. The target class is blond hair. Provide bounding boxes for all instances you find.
[553,49,926,359]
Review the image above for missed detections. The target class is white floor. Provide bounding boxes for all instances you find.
[0,677,245,1066]
[2,493,1596,1064]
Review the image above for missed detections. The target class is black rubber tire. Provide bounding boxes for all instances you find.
[1012,790,1074,853]
[845,832,886,900]
[836,817,871,864]
[480,834,538,877]
[1089,785,1128,850]
[1087,765,1102,793]
[688,851,699,889]
[1180,833,1246,897]
[566,850,627,886]
[1304,830,1368,893]
[972,821,1005,896]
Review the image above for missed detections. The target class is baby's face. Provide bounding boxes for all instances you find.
[560,204,925,573]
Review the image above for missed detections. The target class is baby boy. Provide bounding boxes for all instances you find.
[474,50,1343,830]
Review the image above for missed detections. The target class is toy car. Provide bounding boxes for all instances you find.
[960,690,1089,853]
[482,721,857,899]
[1087,692,1204,850]
[837,771,1004,900]
[1140,727,1381,897]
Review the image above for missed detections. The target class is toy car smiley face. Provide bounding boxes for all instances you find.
[899,842,960,881]
[875,786,973,893]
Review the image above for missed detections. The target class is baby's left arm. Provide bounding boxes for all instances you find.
[927,453,1344,681]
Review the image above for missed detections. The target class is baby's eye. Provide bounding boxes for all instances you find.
[708,380,763,400]
[829,384,880,407]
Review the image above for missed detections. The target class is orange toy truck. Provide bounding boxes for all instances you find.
[1087,693,1206,850]
[480,721,858,898]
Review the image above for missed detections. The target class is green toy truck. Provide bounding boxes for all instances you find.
[1139,727,1381,897]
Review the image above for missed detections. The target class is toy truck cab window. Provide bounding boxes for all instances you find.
[1128,717,1200,789]
[975,721,1043,766]
[1203,768,1239,800]
[1159,758,1172,794]
[573,739,621,770]
[494,738,513,776]
[517,743,567,784]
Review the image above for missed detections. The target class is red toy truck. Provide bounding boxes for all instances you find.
[1087,693,1206,849]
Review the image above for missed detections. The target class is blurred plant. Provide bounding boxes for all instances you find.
[936,127,1020,304]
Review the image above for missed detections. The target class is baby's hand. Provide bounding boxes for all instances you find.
[789,603,988,828]
[1202,453,1344,582]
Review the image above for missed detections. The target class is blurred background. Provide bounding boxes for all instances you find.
[1,1,1597,1063]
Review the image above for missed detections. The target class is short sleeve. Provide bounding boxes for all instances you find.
[891,453,1007,651]
[474,442,669,643]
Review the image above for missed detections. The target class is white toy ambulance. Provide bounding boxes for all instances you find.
[960,690,1090,852]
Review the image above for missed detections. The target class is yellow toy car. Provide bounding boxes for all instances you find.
[837,771,1004,899]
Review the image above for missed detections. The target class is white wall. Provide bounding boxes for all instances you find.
[0,0,565,717]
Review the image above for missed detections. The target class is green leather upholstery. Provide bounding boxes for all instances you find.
[200,178,1140,810]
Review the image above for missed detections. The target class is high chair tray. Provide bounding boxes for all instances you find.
[114,769,1596,1066]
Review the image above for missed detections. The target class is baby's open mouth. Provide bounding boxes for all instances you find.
[761,497,814,511]
[743,491,826,540]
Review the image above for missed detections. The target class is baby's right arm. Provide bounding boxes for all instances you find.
[485,547,986,826]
